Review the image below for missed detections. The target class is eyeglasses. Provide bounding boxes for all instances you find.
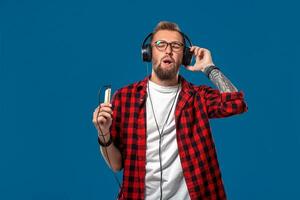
[153,40,184,52]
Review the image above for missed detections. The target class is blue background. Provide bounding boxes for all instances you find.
[1,0,299,199]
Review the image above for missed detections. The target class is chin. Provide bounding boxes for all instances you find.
[154,65,179,80]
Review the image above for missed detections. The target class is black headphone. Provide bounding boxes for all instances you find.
[141,32,193,66]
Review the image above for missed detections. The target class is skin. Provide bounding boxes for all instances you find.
[150,30,215,86]
[93,103,122,171]
[92,29,237,171]
[209,69,238,92]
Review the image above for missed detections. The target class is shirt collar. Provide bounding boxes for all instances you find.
[136,75,195,95]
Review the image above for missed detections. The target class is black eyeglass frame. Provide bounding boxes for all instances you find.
[152,40,184,52]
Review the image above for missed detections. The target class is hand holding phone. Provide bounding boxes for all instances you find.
[92,86,113,134]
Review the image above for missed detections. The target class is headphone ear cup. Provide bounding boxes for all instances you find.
[142,44,152,62]
[182,47,193,66]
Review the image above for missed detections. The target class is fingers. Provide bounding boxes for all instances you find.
[100,103,112,109]
[99,105,113,115]
[96,115,112,128]
[93,104,112,115]
[184,65,196,71]
[96,109,112,118]
[189,46,197,52]
[185,46,214,72]
[92,104,113,126]
[190,46,210,57]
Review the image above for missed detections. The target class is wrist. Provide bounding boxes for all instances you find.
[203,65,219,77]
[98,129,110,137]
[98,133,113,147]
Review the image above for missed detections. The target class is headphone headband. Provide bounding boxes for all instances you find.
[141,31,193,66]
[141,31,193,49]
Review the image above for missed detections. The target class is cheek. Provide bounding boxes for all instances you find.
[175,53,183,64]
[152,51,162,64]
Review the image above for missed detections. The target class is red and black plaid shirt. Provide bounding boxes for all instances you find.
[110,75,248,200]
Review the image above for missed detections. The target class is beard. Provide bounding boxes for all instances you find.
[153,59,180,80]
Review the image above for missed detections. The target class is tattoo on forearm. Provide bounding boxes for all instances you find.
[208,69,238,93]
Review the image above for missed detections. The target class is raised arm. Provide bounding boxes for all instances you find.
[184,46,247,118]
[204,66,238,93]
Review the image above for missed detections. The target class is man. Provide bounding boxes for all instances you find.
[92,21,248,200]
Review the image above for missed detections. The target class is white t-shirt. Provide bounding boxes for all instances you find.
[145,80,191,200]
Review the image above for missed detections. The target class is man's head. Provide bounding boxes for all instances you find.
[150,21,185,81]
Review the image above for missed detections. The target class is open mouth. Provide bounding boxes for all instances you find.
[162,57,174,65]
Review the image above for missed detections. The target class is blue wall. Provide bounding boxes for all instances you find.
[1,0,299,199]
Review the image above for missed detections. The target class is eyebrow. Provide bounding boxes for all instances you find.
[155,40,183,43]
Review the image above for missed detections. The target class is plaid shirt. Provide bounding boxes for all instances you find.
[110,75,248,200]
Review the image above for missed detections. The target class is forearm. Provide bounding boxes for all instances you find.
[205,66,238,93]
[98,133,122,172]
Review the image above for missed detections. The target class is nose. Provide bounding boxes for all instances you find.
[165,44,173,55]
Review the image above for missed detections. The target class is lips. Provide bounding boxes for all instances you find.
[161,57,174,65]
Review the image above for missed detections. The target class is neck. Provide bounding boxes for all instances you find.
[150,73,179,86]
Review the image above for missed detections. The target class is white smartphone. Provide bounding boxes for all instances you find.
[104,86,111,103]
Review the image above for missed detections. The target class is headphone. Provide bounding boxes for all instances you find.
[141,32,193,66]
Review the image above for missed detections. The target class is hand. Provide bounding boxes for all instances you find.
[92,103,113,135]
[184,46,215,72]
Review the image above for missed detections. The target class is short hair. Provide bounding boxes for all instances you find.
[151,21,184,43]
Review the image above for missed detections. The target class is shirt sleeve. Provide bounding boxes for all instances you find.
[200,86,248,119]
